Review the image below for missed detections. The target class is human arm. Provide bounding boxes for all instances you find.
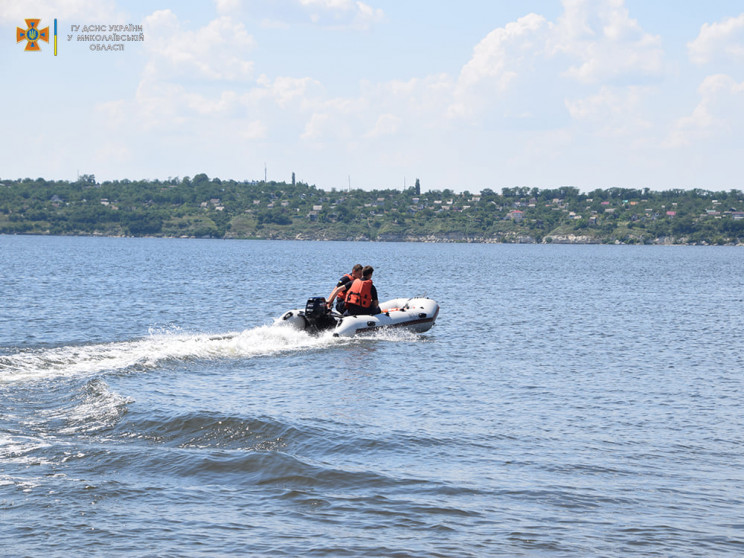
[327,285,342,307]
[371,285,380,314]
[327,276,345,304]
[327,281,350,308]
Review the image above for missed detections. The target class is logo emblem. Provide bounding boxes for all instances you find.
[17,19,50,51]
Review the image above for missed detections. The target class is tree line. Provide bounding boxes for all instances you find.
[1,175,744,244]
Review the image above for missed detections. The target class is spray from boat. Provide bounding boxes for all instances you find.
[0,317,430,384]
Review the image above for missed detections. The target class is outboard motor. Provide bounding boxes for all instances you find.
[302,297,337,333]
[305,297,328,319]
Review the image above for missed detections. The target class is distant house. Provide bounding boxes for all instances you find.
[508,210,524,222]
[666,211,676,216]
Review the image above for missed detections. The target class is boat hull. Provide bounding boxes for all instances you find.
[277,297,439,337]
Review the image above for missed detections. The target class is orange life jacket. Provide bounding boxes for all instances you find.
[336,274,354,301]
[346,278,373,308]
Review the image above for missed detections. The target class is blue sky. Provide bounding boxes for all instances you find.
[3,0,744,192]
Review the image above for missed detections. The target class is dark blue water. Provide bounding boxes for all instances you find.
[2,235,743,556]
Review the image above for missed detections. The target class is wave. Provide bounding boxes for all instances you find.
[1,379,128,467]
[111,412,443,492]
[47,378,132,435]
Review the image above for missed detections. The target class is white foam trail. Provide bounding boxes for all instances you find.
[367,327,428,343]
[0,324,346,384]
[49,379,132,435]
[0,432,54,467]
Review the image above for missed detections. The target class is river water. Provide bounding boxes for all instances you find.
[1,235,743,556]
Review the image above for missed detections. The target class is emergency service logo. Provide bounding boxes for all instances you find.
[16,19,50,51]
[15,18,143,55]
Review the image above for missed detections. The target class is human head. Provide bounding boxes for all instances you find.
[352,263,363,278]
[362,265,374,279]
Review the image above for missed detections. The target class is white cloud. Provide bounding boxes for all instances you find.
[100,10,263,145]
[184,90,241,116]
[552,0,663,84]
[294,0,385,28]
[449,13,549,119]
[134,80,190,129]
[45,0,739,189]
[448,0,663,125]
[213,0,242,15]
[565,86,652,137]
[240,120,268,140]
[213,0,383,29]
[688,14,744,65]
[302,112,331,140]
[301,97,369,140]
[365,113,401,138]
[120,0,666,156]
[666,74,744,147]
[354,1,384,25]
[143,10,255,81]
[255,75,325,109]
[366,75,452,126]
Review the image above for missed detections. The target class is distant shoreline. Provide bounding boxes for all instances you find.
[3,231,743,247]
[3,178,744,245]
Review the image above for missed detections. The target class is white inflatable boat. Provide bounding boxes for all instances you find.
[277,296,439,337]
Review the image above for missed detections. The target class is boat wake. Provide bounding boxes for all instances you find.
[0,323,423,384]
[0,325,346,384]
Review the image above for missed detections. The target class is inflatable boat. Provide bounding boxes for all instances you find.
[277,296,439,337]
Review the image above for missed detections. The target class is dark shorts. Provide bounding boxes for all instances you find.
[344,303,378,316]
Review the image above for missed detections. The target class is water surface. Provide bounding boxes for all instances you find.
[2,235,743,556]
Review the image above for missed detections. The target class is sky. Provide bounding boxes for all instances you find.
[2,0,744,193]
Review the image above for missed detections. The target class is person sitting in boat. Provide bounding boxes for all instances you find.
[330,265,380,316]
[328,263,363,314]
